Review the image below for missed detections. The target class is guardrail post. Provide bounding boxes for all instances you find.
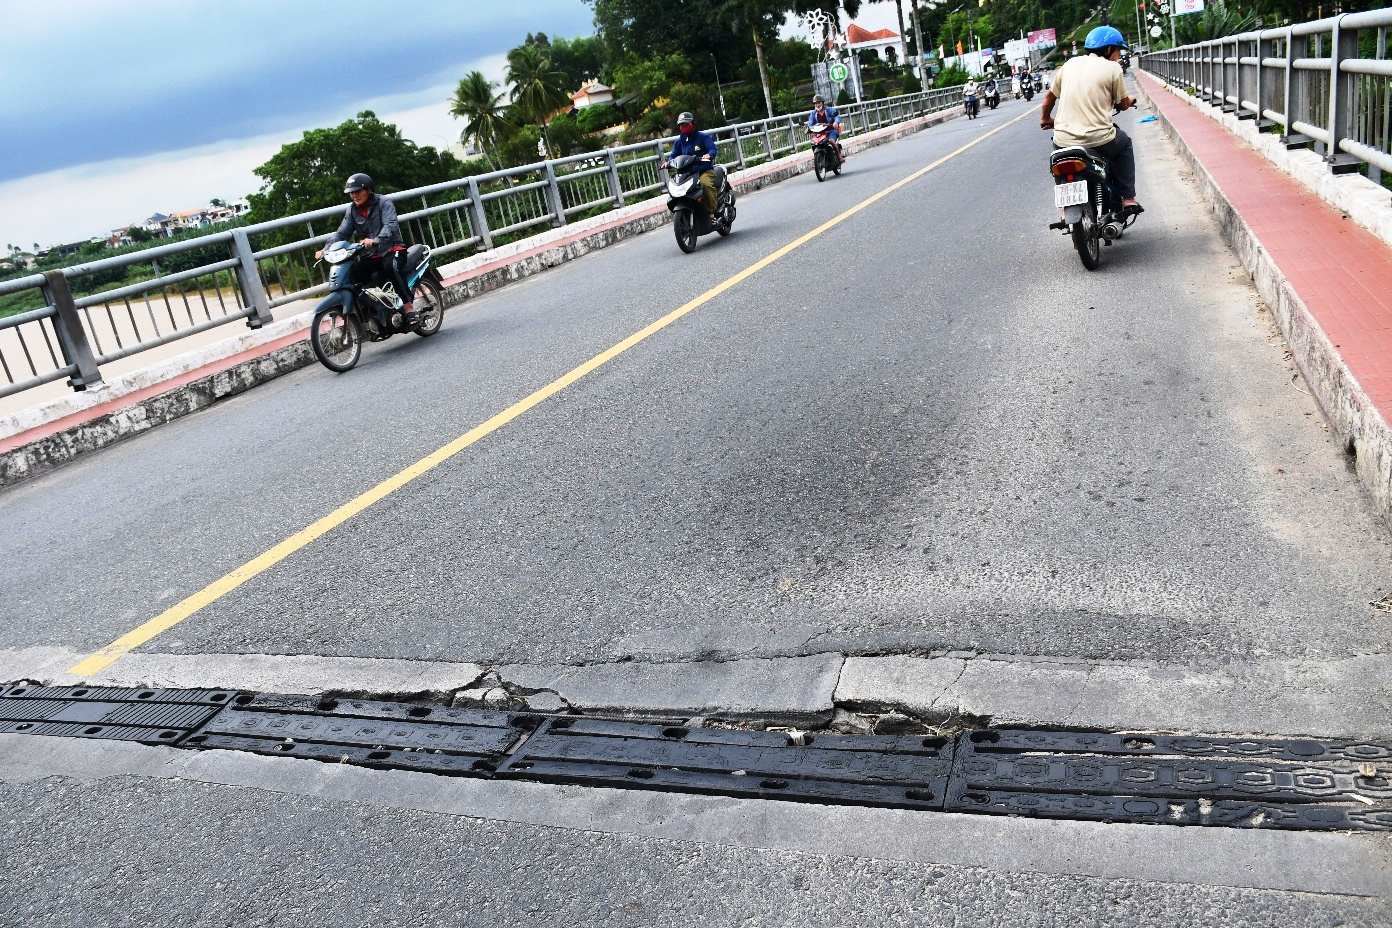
[466,178,492,251]
[732,129,747,172]
[1326,14,1361,173]
[543,161,567,227]
[605,150,626,207]
[788,116,801,152]
[1255,32,1275,128]
[42,271,101,391]
[761,122,774,160]
[1282,28,1314,148]
[230,228,273,329]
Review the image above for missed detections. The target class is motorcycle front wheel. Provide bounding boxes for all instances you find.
[412,278,445,337]
[814,148,827,182]
[1071,200,1102,271]
[674,210,698,253]
[311,307,363,372]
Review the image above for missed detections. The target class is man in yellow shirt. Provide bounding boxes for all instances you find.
[1039,26,1142,216]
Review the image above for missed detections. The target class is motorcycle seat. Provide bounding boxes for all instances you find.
[712,163,728,188]
[405,243,429,273]
[1051,145,1105,166]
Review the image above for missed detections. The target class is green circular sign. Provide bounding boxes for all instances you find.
[829,63,849,83]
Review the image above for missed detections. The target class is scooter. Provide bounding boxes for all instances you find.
[985,84,1002,110]
[808,122,843,181]
[665,154,736,253]
[1021,77,1036,102]
[309,241,445,371]
[964,90,980,119]
[1046,145,1138,271]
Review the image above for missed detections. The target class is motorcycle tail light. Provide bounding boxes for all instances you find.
[1051,158,1087,176]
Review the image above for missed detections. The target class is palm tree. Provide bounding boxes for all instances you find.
[506,44,571,157]
[449,71,515,170]
[726,0,783,118]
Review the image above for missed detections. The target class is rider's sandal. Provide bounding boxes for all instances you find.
[404,311,422,330]
[1120,203,1146,218]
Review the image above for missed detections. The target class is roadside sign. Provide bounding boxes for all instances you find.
[1175,0,1204,12]
[1150,25,1163,36]
[829,62,849,82]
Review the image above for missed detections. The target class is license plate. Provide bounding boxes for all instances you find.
[1054,180,1089,208]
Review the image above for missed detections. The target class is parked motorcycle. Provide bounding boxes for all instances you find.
[808,122,842,181]
[310,241,445,372]
[665,155,736,253]
[1046,145,1137,271]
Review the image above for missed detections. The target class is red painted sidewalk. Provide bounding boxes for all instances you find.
[1138,72,1392,411]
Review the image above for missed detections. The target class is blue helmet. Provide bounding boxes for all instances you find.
[1084,25,1128,50]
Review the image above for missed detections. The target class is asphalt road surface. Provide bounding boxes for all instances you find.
[3,88,1390,925]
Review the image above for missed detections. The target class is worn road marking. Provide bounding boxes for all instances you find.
[70,110,1033,676]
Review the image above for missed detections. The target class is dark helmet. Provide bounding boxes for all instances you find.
[344,173,374,194]
[676,111,695,126]
[813,94,825,104]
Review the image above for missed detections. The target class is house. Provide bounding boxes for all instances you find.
[844,23,902,62]
[106,228,133,248]
[569,79,614,109]
[144,213,178,237]
[170,208,211,230]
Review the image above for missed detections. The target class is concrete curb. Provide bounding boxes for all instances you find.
[1134,74,1392,529]
[0,106,963,491]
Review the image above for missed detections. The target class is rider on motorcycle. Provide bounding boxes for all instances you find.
[315,173,418,328]
[1039,25,1142,216]
[807,94,846,163]
[963,78,979,117]
[663,112,719,217]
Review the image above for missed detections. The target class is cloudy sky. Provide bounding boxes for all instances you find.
[1,0,899,251]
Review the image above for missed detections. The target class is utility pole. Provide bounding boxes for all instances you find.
[910,1,929,86]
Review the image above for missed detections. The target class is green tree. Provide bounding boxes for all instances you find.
[126,225,155,243]
[507,43,572,156]
[450,70,516,170]
[247,111,466,225]
[549,35,606,89]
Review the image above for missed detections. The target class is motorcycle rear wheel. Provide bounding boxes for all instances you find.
[411,278,445,337]
[1071,201,1103,271]
[814,149,826,182]
[311,307,363,372]
[675,210,698,253]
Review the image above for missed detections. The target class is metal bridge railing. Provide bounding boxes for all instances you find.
[1141,7,1392,184]
[0,87,963,404]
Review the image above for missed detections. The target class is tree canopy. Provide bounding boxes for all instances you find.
[247,111,466,224]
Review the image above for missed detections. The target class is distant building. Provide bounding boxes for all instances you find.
[569,79,614,109]
[145,213,178,238]
[844,23,901,62]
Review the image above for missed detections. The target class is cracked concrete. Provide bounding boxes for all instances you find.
[8,646,1392,738]
[836,653,1392,739]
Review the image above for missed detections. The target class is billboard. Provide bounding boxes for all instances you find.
[1028,28,1058,50]
[1175,0,1205,13]
[1004,38,1031,64]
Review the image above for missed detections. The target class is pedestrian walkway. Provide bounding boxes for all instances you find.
[1137,70,1392,414]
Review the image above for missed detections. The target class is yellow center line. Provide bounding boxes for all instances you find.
[69,109,1032,677]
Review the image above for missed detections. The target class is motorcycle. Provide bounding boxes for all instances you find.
[964,89,980,119]
[309,241,446,372]
[1021,77,1036,102]
[665,154,736,253]
[808,122,842,181]
[985,84,1002,110]
[1046,144,1137,271]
